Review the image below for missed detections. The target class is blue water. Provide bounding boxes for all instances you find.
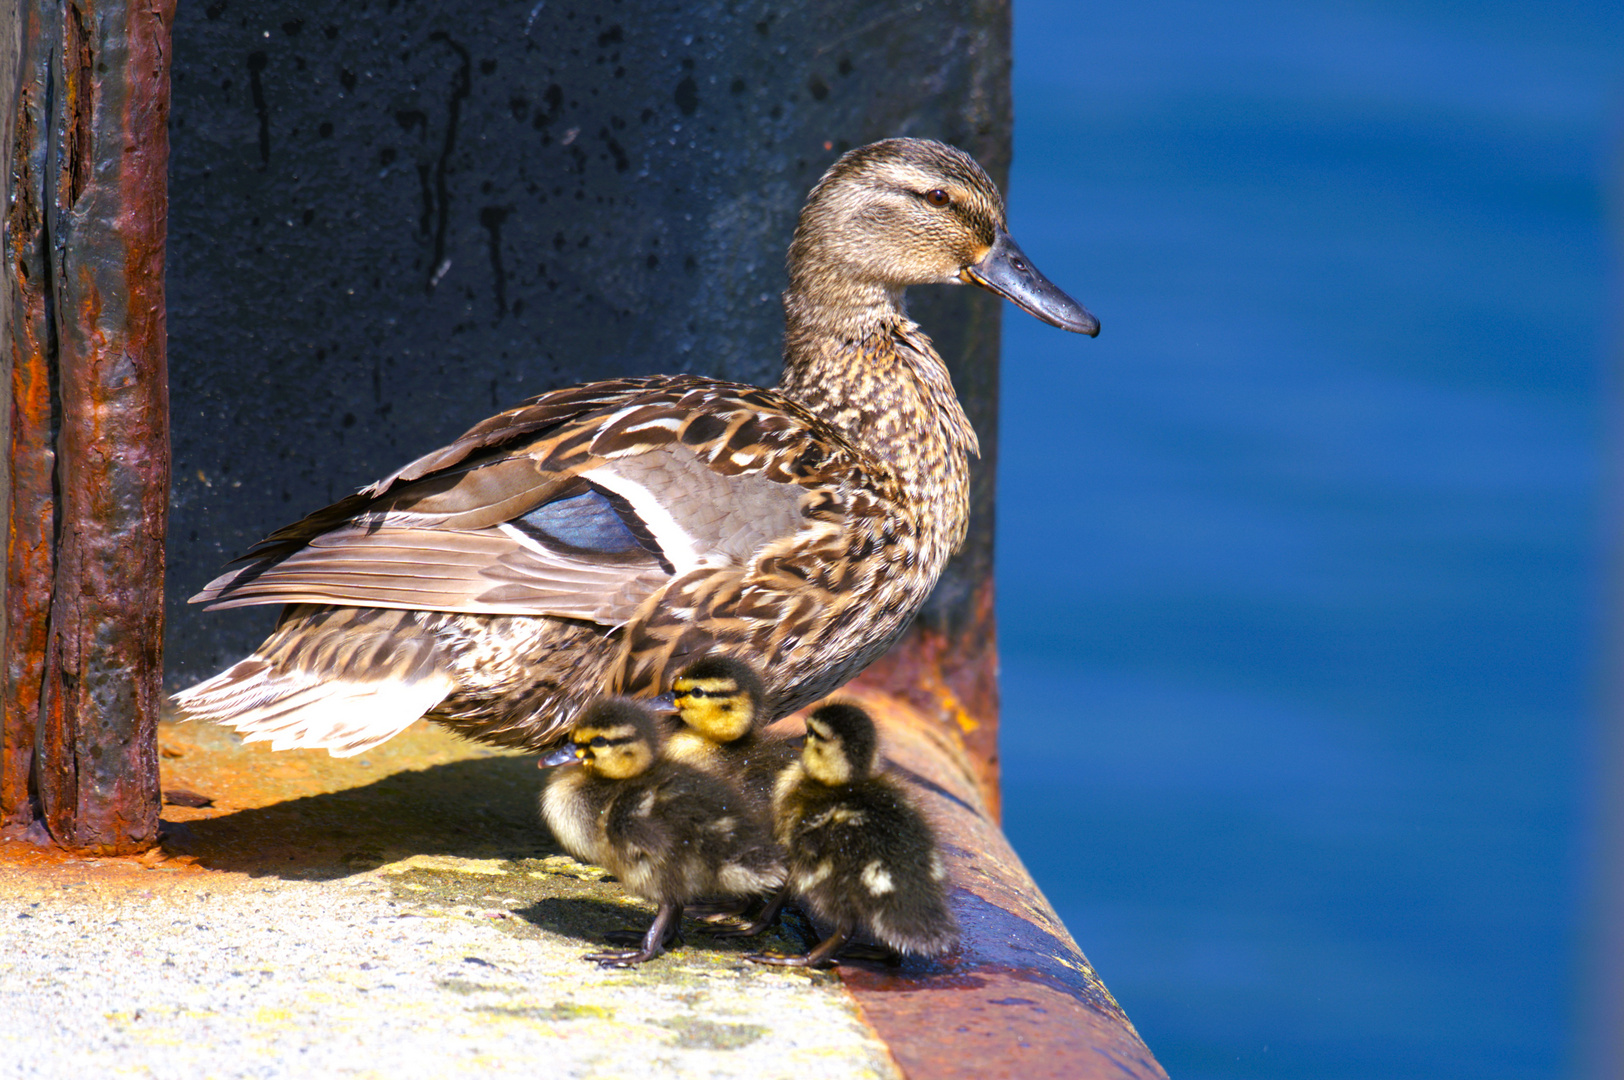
[994,3,1622,1078]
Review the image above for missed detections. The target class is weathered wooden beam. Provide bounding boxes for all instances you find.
[1,0,174,853]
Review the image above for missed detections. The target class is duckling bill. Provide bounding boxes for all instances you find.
[539,698,784,966]
[747,701,958,967]
[174,138,1097,761]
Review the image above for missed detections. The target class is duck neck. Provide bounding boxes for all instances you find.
[775,283,979,541]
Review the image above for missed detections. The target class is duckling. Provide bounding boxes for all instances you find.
[665,655,799,816]
[539,698,784,966]
[174,138,1097,758]
[745,702,957,967]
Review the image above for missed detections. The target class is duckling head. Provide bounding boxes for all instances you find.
[670,655,767,743]
[787,138,1098,336]
[801,702,880,787]
[553,699,661,780]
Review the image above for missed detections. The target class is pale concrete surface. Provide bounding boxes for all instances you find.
[0,719,901,1079]
[0,848,901,1080]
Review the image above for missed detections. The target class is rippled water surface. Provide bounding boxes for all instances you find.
[995,3,1623,1077]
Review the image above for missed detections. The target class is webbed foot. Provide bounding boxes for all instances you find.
[743,922,850,968]
[586,902,682,967]
[585,946,662,968]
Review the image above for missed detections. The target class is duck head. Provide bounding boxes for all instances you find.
[787,138,1099,336]
[540,699,659,779]
[670,655,767,743]
[802,701,880,787]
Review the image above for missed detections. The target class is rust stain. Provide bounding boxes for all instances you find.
[2,5,55,837]
[1,325,55,834]
[15,0,174,854]
[62,1,95,209]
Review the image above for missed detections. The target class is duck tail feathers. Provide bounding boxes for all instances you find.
[172,658,454,757]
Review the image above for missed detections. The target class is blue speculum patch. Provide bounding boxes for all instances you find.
[514,489,646,554]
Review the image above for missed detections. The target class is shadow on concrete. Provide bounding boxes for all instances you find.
[163,755,559,881]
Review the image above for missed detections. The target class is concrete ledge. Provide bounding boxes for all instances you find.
[0,720,900,1079]
[0,701,1164,1078]
[0,850,902,1079]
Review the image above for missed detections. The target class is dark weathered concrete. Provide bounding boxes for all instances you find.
[2,0,174,854]
[163,0,1010,700]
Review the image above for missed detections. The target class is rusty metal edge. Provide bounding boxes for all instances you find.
[23,0,172,854]
[827,670,1167,1080]
[1,0,55,837]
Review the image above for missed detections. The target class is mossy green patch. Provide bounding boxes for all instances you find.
[436,978,511,996]
[475,1002,616,1022]
[656,1015,769,1050]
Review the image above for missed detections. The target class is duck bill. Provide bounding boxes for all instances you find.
[646,692,677,714]
[539,744,583,768]
[962,230,1100,337]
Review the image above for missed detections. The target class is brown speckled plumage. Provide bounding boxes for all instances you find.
[173,139,1095,756]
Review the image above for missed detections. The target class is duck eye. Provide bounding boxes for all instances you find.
[924,188,950,208]
[590,736,609,748]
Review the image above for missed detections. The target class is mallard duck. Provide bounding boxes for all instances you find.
[172,138,1097,756]
[664,655,797,815]
[538,698,784,966]
[745,701,957,967]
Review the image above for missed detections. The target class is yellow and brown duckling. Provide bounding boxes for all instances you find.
[538,698,784,966]
[745,702,958,967]
[174,138,1097,758]
[664,655,798,815]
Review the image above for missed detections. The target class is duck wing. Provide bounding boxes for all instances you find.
[191,375,866,628]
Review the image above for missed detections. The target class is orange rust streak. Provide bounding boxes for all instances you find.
[1,323,55,831]
[28,0,175,854]
[1,14,55,831]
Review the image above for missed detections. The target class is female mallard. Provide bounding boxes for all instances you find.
[173,138,1097,756]
[538,698,784,966]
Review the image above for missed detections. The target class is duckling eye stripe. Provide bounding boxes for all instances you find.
[580,735,636,747]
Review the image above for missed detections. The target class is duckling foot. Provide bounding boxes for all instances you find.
[585,902,683,967]
[601,925,685,948]
[706,891,785,940]
[744,923,851,968]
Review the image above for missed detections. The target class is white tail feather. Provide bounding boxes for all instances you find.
[173,658,454,758]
